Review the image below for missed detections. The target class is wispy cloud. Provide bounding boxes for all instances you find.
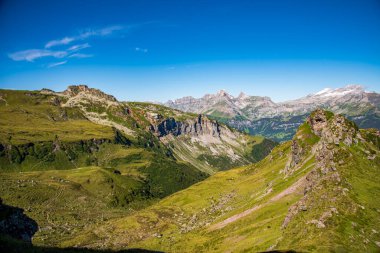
[68,43,91,51]
[135,47,148,53]
[68,53,93,58]
[47,60,68,68]
[45,37,75,48]
[45,25,124,48]
[9,24,145,67]
[8,49,67,62]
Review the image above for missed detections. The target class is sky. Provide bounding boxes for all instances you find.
[0,0,379,102]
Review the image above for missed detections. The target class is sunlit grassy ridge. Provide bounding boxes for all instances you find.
[0,87,279,252]
[60,110,379,252]
[0,90,114,144]
[0,89,208,220]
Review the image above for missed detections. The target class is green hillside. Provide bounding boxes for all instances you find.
[0,86,278,251]
[56,109,380,252]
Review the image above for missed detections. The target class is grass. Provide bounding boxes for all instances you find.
[4,89,377,252]
[0,166,144,247]
[0,87,211,249]
[59,141,307,252]
[55,111,380,252]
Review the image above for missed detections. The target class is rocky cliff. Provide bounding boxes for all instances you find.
[149,115,221,138]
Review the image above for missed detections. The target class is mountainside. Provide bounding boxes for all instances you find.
[56,109,379,252]
[0,85,274,174]
[0,85,275,247]
[166,85,380,142]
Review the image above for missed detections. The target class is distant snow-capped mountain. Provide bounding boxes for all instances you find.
[165,85,380,141]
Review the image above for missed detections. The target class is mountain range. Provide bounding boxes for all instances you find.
[0,85,379,252]
[165,85,380,142]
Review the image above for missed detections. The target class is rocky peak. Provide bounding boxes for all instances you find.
[217,90,230,97]
[237,92,249,100]
[307,109,359,146]
[63,85,117,102]
[307,109,329,137]
[286,109,360,175]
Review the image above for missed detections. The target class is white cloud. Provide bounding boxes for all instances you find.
[45,37,75,48]
[68,53,93,58]
[45,25,124,48]
[68,43,91,51]
[97,25,124,36]
[47,60,68,68]
[8,49,67,62]
[9,24,141,67]
[9,42,90,63]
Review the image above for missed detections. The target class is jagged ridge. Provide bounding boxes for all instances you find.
[165,85,380,142]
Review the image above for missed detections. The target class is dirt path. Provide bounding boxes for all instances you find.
[208,175,307,231]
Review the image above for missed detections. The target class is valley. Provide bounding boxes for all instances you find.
[0,86,277,251]
[0,86,379,252]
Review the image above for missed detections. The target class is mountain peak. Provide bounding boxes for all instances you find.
[63,85,117,102]
[216,89,232,98]
[312,85,365,98]
[237,92,249,99]
[306,109,359,145]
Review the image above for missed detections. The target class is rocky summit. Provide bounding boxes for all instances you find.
[166,85,380,142]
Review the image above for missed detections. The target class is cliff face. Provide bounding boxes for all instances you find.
[151,115,221,138]
[140,105,275,174]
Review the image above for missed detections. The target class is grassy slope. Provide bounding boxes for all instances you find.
[62,141,302,251]
[0,166,143,247]
[0,89,208,222]
[0,88,278,251]
[0,90,114,144]
[63,114,380,252]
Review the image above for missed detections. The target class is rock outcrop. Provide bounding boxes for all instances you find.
[63,85,117,102]
[150,115,221,138]
[308,109,361,146]
[282,109,360,229]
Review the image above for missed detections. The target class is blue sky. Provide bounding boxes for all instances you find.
[0,0,379,102]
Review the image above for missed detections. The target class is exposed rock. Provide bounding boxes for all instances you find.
[50,96,61,106]
[308,109,360,146]
[165,85,380,142]
[63,85,117,102]
[150,115,221,138]
[307,109,328,136]
[282,110,358,229]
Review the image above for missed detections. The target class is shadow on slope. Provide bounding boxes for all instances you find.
[0,235,163,253]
